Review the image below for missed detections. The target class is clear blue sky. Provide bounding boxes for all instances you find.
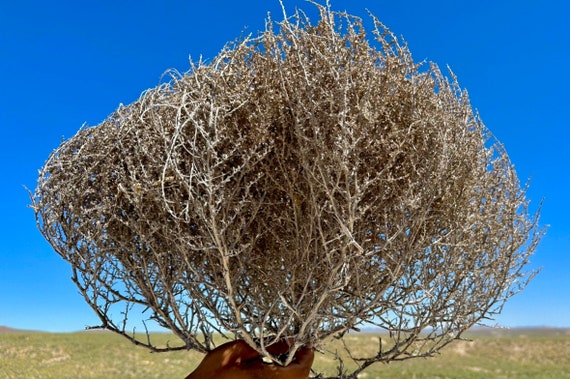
[1,0,568,332]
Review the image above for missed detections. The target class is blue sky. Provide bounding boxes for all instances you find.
[1,0,568,332]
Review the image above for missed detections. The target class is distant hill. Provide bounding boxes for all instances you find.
[354,325,570,337]
[0,325,17,333]
[0,325,43,333]
[0,324,567,336]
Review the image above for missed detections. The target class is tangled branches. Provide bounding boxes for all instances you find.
[31,4,542,377]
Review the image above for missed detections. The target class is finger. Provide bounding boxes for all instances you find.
[294,348,314,366]
[265,336,295,355]
[264,348,314,379]
[230,340,262,363]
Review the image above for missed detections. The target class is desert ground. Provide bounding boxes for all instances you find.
[1,327,569,378]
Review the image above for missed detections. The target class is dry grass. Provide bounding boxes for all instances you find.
[1,329,569,379]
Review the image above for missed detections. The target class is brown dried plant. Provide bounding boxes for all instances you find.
[31,3,542,378]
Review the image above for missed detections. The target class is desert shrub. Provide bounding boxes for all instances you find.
[32,4,542,377]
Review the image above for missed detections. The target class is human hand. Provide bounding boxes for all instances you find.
[185,338,314,379]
